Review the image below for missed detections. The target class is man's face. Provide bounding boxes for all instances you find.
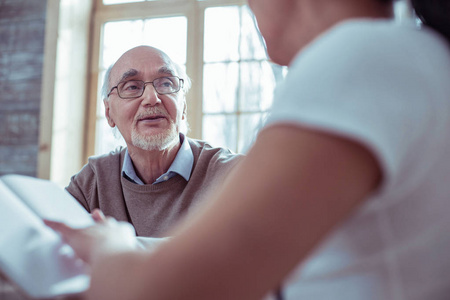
[105,46,186,151]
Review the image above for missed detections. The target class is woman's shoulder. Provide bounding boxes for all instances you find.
[295,19,448,67]
[296,20,407,63]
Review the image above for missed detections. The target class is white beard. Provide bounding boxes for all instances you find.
[131,120,178,151]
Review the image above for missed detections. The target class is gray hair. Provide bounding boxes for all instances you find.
[101,64,114,101]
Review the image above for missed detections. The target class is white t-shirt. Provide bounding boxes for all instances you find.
[265,19,450,300]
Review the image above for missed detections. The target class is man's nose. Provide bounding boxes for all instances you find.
[140,84,160,106]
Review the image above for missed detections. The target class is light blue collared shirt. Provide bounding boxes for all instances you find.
[122,133,194,185]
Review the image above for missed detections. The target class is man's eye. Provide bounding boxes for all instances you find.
[122,82,141,91]
[125,85,139,90]
[157,79,174,88]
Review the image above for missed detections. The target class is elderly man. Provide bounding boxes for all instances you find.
[67,45,240,237]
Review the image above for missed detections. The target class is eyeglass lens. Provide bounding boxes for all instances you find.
[118,77,181,97]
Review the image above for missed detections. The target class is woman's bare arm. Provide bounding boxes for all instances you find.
[87,124,382,300]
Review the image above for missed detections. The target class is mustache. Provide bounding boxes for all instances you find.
[134,107,170,121]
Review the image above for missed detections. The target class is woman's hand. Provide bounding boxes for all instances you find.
[44,209,139,265]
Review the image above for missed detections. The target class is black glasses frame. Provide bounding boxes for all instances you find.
[107,76,184,99]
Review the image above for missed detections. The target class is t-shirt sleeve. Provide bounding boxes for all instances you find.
[265,22,438,191]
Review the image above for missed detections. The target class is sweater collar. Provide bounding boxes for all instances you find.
[122,133,194,185]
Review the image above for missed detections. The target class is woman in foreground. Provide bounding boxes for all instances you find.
[47,0,450,299]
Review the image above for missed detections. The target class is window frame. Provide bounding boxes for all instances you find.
[46,0,414,185]
[86,0,247,160]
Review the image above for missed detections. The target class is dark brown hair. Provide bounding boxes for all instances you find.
[411,0,450,41]
[378,0,450,41]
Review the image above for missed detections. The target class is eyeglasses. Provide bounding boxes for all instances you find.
[107,76,184,99]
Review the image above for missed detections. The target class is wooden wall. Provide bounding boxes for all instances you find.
[0,0,48,177]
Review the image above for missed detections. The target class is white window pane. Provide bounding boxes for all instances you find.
[240,6,267,60]
[102,17,187,68]
[201,5,285,153]
[95,118,126,155]
[143,17,187,65]
[97,70,107,117]
[240,61,276,112]
[203,62,238,113]
[202,114,237,151]
[103,0,144,4]
[102,20,144,68]
[103,0,164,3]
[238,113,267,153]
[204,6,240,63]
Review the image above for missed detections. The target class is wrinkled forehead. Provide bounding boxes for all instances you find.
[110,48,178,84]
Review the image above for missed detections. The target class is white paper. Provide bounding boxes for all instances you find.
[0,175,94,298]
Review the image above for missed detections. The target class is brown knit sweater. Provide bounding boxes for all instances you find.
[66,138,242,237]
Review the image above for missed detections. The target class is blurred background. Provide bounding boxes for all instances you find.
[0,0,413,187]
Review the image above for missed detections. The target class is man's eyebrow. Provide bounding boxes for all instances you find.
[119,69,139,82]
[117,67,175,83]
[158,66,176,76]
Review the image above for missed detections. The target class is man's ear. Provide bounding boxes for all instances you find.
[104,99,116,127]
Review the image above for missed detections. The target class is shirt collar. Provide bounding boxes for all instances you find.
[122,133,194,185]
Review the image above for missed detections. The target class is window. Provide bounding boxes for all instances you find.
[202,6,285,153]
[49,0,413,185]
[87,0,285,157]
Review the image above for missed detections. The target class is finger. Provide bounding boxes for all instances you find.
[91,209,106,223]
[43,219,77,237]
[43,219,66,231]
